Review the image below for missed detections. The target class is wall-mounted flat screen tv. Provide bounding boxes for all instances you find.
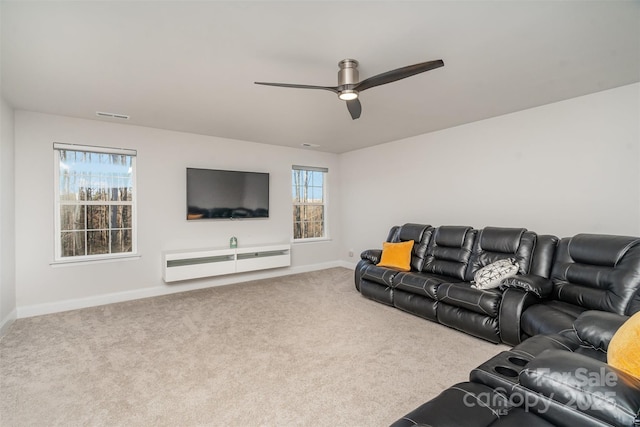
[186,168,269,220]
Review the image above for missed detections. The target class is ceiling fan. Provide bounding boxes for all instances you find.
[255,58,444,120]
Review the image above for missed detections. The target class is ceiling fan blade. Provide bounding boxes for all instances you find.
[255,82,339,94]
[346,98,362,120]
[354,59,444,92]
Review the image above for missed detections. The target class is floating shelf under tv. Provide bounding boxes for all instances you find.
[162,243,291,282]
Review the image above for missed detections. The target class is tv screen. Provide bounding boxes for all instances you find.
[186,168,269,220]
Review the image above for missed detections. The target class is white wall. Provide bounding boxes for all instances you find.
[339,84,640,262]
[0,0,18,334]
[14,112,342,316]
[0,97,16,334]
[12,84,640,316]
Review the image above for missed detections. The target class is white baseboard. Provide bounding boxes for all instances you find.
[0,308,17,337]
[17,261,351,319]
[337,260,358,270]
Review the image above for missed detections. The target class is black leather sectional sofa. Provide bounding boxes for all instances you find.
[354,223,640,426]
[354,223,640,346]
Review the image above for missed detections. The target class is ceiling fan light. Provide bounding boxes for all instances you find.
[339,90,358,101]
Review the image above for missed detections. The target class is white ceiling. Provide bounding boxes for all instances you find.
[2,1,639,154]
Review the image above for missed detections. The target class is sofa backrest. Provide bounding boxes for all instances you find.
[386,225,400,243]
[388,223,432,272]
[550,234,640,315]
[422,226,476,280]
[464,227,537,281]
[529,234,559,278]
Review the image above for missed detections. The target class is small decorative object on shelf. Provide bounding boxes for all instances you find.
[230,236,238,248]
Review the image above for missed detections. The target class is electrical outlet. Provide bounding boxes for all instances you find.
[348,249,354,257]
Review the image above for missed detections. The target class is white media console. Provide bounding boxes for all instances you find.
[162,243,291,282]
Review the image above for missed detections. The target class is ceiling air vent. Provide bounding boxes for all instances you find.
[96,111,130,120]
[301,143,320,148]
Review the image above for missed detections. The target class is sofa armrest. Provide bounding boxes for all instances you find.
[499,288,542,346]
[354,258,372,292]
[519,350,640,427]
[500,274,553,298]
[573,311,629,352]
[360,249,382,264]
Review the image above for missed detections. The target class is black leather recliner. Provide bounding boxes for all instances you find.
[393,225,476,322]
[391,311,640,427]
[435,227,551,343]
[356,223,432,306]
[500,233,640,344]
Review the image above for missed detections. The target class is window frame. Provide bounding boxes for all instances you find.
[53,142,138,263]
[292,165,328,242]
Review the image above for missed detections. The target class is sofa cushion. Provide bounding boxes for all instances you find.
[377,240,414,272]
[608,311,640,379]
[433,225,472,248]
[568,233,639,266]
[479,227,525,253]
[422,226,476,280]
[510,333,581,360]
[465,227,537,282]
[573,310,628,353]
[393,271,451,299]
[391,223,432,271]
[512,327,612,363]
[521,301,586,337]
[437,282,503,317]
[550,234,640,315]
[472,258,519,290]
[360,264,398,287]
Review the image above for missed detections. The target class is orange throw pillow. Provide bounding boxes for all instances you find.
[377,240,414,272]
[608,311,640,379]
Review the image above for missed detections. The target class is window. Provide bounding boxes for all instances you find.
[53,143,137,262]
[292,165,327,240]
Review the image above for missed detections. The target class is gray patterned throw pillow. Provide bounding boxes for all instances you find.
[472,258,519,290]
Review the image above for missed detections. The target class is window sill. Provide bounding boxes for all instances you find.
[292,237,332,244]
[50,254,141,267]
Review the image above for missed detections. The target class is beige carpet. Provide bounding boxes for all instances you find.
[0,267,505,426]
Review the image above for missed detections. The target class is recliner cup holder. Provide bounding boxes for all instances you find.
[507,356,529,367]
[494,366,519,377]
[471,351,531,391]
